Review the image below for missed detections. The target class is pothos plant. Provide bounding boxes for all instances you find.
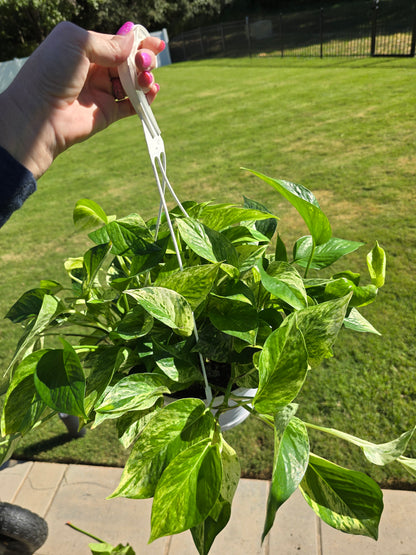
[1,169,415,554]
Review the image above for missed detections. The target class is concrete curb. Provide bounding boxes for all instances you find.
[0,460,414,554]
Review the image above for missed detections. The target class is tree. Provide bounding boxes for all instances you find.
[0,0,79,60]
[0,0,231,60]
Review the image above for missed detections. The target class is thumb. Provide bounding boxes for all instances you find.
[84,30,134,67]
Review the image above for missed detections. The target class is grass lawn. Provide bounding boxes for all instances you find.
[1,55,416,488]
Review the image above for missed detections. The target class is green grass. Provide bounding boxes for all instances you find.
[2,56,416,488]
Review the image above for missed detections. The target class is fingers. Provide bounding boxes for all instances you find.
[140,36,166,55]
[85,29,135,68]
[146,83,160,105]
[109,23,164,101]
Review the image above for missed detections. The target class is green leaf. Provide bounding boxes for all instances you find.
[294,236,364,269]
[34,340,87,418]
[73,198,108,230]
[89,541,135,555]
[84,346,130,416]
[356,429,415,465]
[176,217,239,267]
[208,296,258,344]
[190,202,277,232]
[150,440,222,541]
[194,321,233,363]
[0,433,21,467]
[222,225,270,245]
[244,169,331,245]
[237,244,268,273]
[306,423,415,466]
[39,280,63,294]
[300,454,383,539]
[286,294,352,367]
[116,402,163,449]
[155,264,220,310]
[191,440,240,555]
[344,307,381,335]
[325,278,378,308]
[7,294,61,363]
[213,279,255,305]
[275,234,288,262]
[89,215,158,256]
[109,399,216,499]
[111,305,153,340]
[154,356,202,388]
[1,351,48,435]
[243,196,278,239]
[257,260,307,310]
[126,287,194,337]
[254,318,308,414]
[94,373,169,416]
[262,411,309,541]
[367,241,386,288]
[83,244,111,290]
[398,456,416,478]
[218,440,241,504]
[5,288,49,324]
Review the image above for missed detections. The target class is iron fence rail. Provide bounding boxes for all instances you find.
[169,1,416,62]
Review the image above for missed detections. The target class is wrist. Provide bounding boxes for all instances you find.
[0,90,55,179]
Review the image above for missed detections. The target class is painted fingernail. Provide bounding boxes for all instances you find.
[154,83,160,93]
[139,71,153,88]
[117,21,134,36]
[159,39,166,52]
[137,51,152,71]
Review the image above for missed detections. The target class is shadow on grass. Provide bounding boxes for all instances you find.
[13,433,82,461]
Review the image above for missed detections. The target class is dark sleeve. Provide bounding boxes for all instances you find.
[0,145,37,228]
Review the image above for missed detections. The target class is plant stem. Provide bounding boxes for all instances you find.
[243,404,275,429]
[65,522,105,543]
[41,332,105,339]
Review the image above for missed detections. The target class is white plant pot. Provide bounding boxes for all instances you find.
[208,388,257,431]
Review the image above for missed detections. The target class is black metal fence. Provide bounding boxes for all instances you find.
[169,0,416,62]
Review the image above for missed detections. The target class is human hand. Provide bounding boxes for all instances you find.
[0,21,164,179]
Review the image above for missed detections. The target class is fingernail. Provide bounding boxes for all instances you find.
[117,21,134,36]
[154,83,160,93]
[159,39,166,52]
[139,71,153,88]
[137,51,152,71]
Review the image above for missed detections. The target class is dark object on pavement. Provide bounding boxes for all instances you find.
[0,502,48,554]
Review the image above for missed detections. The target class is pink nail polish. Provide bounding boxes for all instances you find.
[154,83,160,93]
[159,40,166,52]
[138,51,152,71]
[139,71,153,88]
[117,21,134,36]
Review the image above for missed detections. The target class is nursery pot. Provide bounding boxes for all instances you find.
[208,387,257,431]
[167,360,257,431]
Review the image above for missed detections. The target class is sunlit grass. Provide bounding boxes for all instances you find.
[1,55,416,486]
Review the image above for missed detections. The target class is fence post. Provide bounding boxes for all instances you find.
[411,9,416,57]
[371,0,379,56]
[320,7,324,58]
[198,28,205,57]
[246,16,252,57]
[219,23,226,55]
[181,32,186,61]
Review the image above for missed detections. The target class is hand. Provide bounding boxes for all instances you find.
[0,21,164,179]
